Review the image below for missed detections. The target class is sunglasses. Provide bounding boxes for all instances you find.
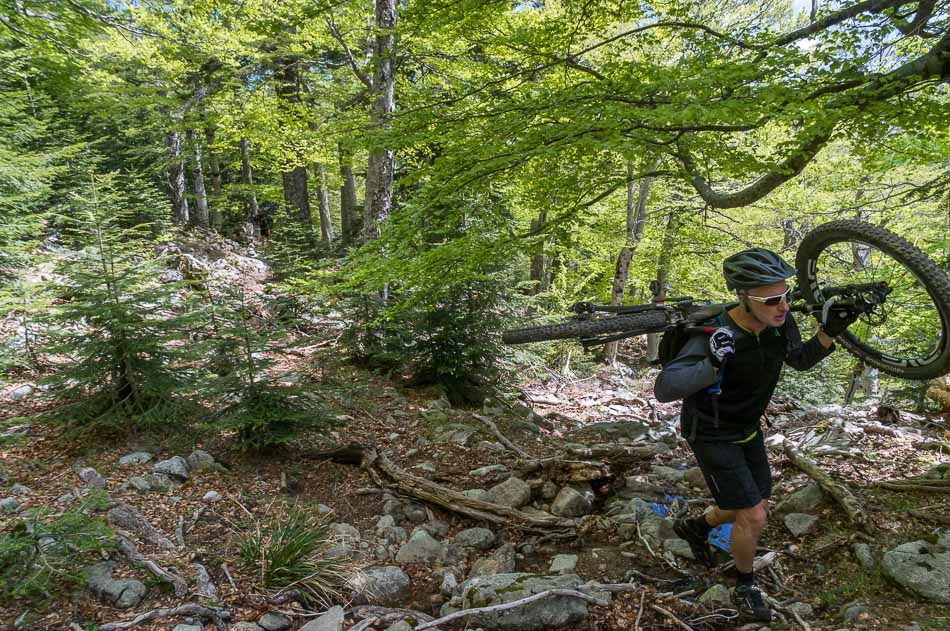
[745,288,792,306]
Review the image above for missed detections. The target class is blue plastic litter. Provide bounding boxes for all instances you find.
[646,495,686,518]
[708,523,732,553]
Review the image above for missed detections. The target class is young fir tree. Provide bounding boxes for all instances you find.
[203,284,335,451]
[38,174,202,434]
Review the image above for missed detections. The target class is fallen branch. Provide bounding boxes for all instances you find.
[783,440,871,532]
[906,509,950,524]
[913,440,950,452]
[97,604,230,631]
[414,588,610,630]
[350,605,434,623]
[364,447,576,533]
[115,536,188,597]
[650,604,693,631]
[878,482,950,493]
[564,444,656,460]
[472,413,533,459]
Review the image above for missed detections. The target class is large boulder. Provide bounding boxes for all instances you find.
[186,449,217,471]
[299,606,344,631]
[456,573,607,631]
[484,477,532,508]
[153,456,189,481]
[350,566,411,605]
[550,484,594,518]
[881,540,950,602]
[85,561,147,609]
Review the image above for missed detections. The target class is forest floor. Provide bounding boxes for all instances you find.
[1,237,949,631]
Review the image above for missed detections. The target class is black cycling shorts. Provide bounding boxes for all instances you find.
[687,431,771,510]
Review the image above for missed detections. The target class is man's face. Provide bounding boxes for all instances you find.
[746,280,791,328]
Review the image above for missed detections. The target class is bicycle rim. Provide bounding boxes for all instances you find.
[796,220,950,380]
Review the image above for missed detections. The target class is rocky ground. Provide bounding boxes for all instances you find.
[1,234,948,631]
[1,357,949,631]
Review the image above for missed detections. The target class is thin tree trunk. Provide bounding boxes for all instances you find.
[165,130,189,225]
[362,0,397,241]
[339,144,361,245]
[277,57,314,241]
[646,210,680,362]
[316,162,333,243]
[187,130,209,228]
[239,136,260,239]
[606,161,653,364]
[206,127,223,230]
[845,179,878,401]
[529,211,548,294]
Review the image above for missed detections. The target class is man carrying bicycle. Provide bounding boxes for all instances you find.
[654,248,857,622]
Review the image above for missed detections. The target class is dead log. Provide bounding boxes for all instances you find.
[564,444,657,460]
[783,440,871,532]
[97,604,230,631]
[364,447,576,534]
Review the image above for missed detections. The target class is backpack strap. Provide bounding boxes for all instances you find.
[705,314,726,428]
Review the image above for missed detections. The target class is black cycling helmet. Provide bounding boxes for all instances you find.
[723,248,796,290]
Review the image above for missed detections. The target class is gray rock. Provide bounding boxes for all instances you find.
[382,526,408,546]
[421,520,449,538]
[664,538,695,560]
[454,528,495,550]
[843,604,869,623]
[107,503,176,550]
[458,573,605,630]
[119,452,153,466]
[193,562,218,600]
[470,464,509,477]
[462,489,489,501]
[784,513,819,536]
[172,625,203,631]
[258,612,291,631]
[376,515,396,532]
[10,484,31,495]
[778,483,826,513]
[683,467,708,491]
[414,462,437,474]
[153,456,189,480]
[540,481,559,500]
[77,467,107,489]
[331,522,360,543]
[485,477,532,508]
[550,484,594,518]
[203,491,223,503]
[432,423,479,445]
[638,514,675,547]
[231,624,264,631]
[698,584,732,607]
[470,543,517,577]
[350,566,411,605]
[395,529,443,563]
[881,540,950,602]
[145,472,178,490]
[548,554,578,574]
[316,503,334,516]
[852,543,876,571]
[440,571,458,596]
[0,497,20,514]
[85,561,147,608]
[10,384,33,401]
[650,465,685,484]
[384,621,412,631]
[187,449,216,471]
[325,543,355,560]
[298,606,344,631]
[405,503,428,524]
[128,476,153,493]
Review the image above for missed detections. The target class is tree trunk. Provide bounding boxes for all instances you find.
[646,210,680,362]
[276,57,314,240]
[165,130,189,225]
[339,145,361,245]
[239,136,261,239]
[362,0,397,241]
[187,130,210,228]
[845,179,879,401]
[206,127,223,230]
[606,161,653,364]
[529,211,548,294]
[315,162,333,243]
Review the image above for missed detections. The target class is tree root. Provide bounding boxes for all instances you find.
[97,604,230,631]
[115,536,188,597]
[783,440,871,532]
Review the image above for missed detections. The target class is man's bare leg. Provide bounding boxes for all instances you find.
[702,500,768,572]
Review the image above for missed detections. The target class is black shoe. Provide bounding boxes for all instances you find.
[672,517,715,567]
[733,583,772,623]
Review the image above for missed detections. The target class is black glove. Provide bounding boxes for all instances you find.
[822,307,860,337]
[708,327,735,367]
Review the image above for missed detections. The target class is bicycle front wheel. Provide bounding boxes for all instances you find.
[502,309,668,345]
[796,220,950,380]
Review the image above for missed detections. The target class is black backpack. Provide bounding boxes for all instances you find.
[654,315,723,367]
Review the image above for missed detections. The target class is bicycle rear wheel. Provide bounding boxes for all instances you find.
[795,220,950,380]
[502,309,668,345]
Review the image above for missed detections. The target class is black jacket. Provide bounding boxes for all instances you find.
[654,311,833,441]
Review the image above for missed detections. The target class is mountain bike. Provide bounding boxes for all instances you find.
[502,220,950,380]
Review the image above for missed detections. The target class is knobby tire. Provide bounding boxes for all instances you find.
[502,309,668,345]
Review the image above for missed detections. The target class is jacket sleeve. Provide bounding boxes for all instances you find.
[654,335,719,402]
[784,316,835,371]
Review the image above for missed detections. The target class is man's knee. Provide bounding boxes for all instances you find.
[735,502,768,532]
